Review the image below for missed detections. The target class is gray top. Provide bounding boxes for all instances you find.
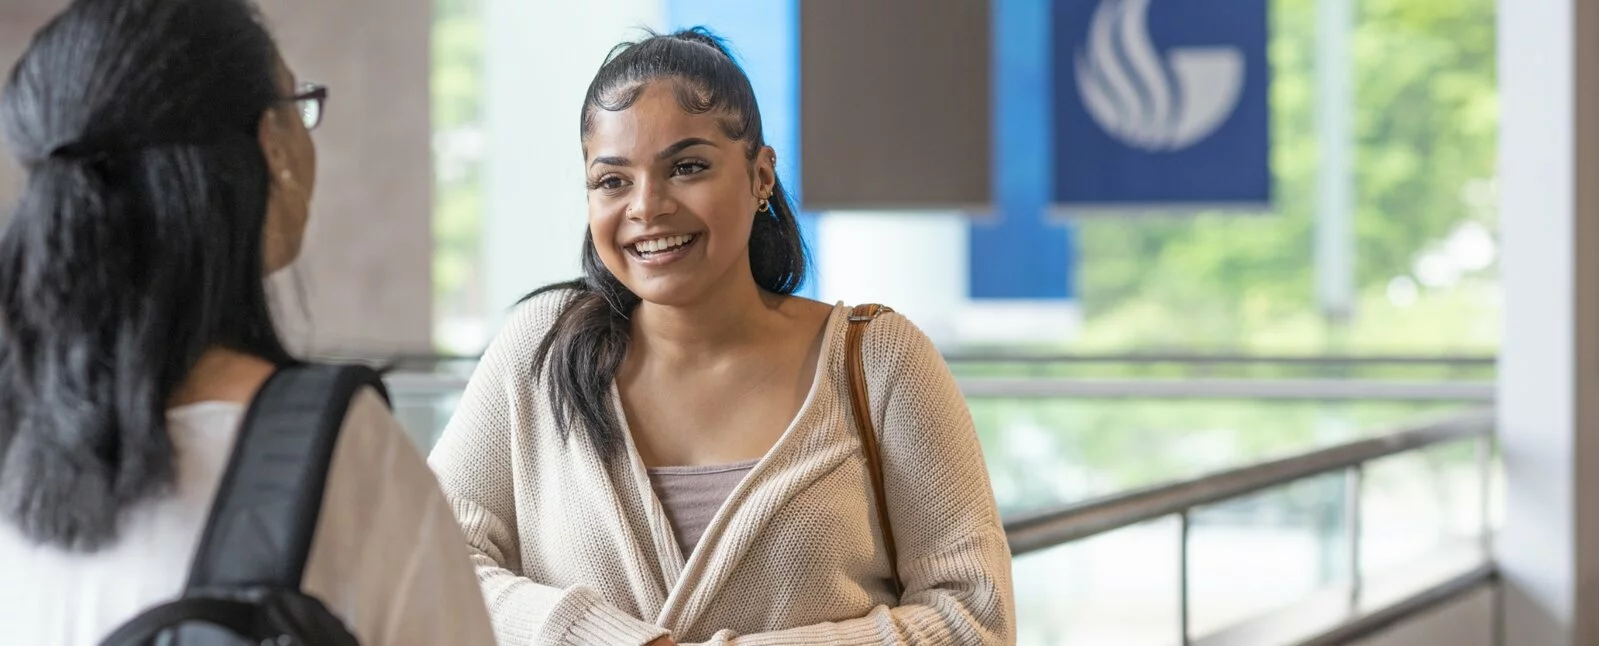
[647,459,760,558]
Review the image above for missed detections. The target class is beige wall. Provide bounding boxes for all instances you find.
[0,3,51,203]
[0,0,434,356]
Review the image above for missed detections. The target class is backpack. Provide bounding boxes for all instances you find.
[99,364,389,646]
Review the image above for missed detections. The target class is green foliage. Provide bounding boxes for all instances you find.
[434,14,483,131]
[432,1,484,322]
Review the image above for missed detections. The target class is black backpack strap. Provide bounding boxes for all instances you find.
[98,598,259,645]
[100,588,361,646]
[184,363,389,590]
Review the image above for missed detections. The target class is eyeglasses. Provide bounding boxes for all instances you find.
[286,83,328,131]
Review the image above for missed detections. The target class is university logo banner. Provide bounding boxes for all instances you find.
[1053,0,1271,212]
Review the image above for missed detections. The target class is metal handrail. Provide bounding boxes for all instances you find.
[385,373,470,395]
[1001,409,1495,555]
[382,372,1495,402]
[334,350,1497,371]
[941,351,1497,367]
[958,377,1493,401]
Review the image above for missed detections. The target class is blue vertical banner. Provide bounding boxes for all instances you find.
[664,0,819,298]
[1054,0,1270,210]
[970,0,1075,301]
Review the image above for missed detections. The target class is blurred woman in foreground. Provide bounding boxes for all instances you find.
[0,0,494,643]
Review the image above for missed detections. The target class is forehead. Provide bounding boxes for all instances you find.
[583,82,735,159]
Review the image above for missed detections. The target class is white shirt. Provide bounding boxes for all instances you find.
[0,390,497,646]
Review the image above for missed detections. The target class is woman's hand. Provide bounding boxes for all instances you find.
[645,637,677,646]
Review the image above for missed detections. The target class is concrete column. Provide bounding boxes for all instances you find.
[0,0,67,206]
[473,0,660,348]
[257,0,434,356]
[1496,0,1599,642]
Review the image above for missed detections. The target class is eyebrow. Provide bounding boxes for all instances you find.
[589,137,718,168]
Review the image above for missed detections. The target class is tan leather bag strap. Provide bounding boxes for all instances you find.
[845,303,902,596]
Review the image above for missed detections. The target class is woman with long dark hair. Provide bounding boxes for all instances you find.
[431,28,1015,645]
[0,0,493,643]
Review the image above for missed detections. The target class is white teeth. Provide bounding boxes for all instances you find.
[634,234,694,254]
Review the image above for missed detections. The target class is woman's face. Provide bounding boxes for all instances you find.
[260,58,317,274]
[584,80,776,307]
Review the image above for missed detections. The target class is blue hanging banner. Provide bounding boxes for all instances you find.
[1053,0,1270,212]
[971,0,1075,301]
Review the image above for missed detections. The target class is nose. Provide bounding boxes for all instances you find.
[627,175,676,223]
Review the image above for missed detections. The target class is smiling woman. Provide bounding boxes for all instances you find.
[584,100,774,307]
[429,28,1015,646]
[529,28,808,458]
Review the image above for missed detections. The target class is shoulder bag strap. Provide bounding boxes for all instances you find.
[845,303,903,597]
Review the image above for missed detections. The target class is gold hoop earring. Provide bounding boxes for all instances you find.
[757,197,771,213]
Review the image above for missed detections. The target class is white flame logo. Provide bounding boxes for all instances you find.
[1074,0,1245,152]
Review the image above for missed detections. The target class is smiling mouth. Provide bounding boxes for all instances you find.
[626,233,699,259]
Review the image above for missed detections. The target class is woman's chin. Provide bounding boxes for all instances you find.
[625,271,739,309]
[629,283,704,308]
[614,254,748,309]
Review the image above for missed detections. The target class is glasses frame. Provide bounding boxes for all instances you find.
[286,83,328,131]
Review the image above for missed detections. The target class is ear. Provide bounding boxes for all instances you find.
[257,107,290,181]
[753,145,778,197]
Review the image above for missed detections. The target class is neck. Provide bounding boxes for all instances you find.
[631,272,779,361]
[168,346,277,408]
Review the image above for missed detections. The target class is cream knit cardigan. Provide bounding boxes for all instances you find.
[429,290,1015,645]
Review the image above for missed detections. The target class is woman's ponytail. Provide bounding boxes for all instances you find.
[0,154,176,550]
[0,0,292,551]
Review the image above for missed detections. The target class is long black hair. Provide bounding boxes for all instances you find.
[0,0,294,551]
[528,28,808,458]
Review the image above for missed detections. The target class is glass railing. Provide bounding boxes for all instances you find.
[1004,411,1496,645]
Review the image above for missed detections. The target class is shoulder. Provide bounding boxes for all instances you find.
[502,284,585,347]
[301,385,442,544]
[319,386,453,557]
[330,387,431,490]
[834,305,959,402]
[342,386,406,435]
[307,388,482,642]
[837,308,973,447]
[856,307,945,375]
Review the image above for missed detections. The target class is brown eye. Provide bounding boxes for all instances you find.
[588,175,626,191]
[671,161,708,177]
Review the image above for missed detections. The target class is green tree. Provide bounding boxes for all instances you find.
[432,0,485,351]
